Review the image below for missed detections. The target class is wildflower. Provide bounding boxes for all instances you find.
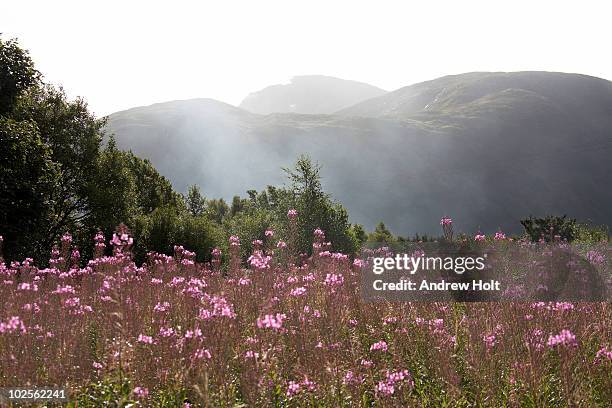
[376,369,413,396]
[301,377,316,392]
[494,230,506,240]
[63,297,80,307]
[17,282,38,292]
[440,217,452,226]
[277,240,287,249]
[257,313,287,330]
[229,235,241,247]
[353,258,365,268]
[474,232,486,241]
[53,284,75,294]
[0,316,27,334]
[159,327,175,337]
[287,209,298,219]
[376,381,395,396]
[286,381,301,397]
[586,250,605,265]
[137,334,154,345]
[343,370,364,385]
[184,328,202,339]
[61,233,73,244]
[154,302,171,313]
[361,359,374,368]
[209,296,236,319]
[290,287,307,297]
[133,387,149,399]
[594,346,612,364]
[483,333,497,350]
[324,273,344,287]
[313,228,325,240]
[193,348,211,360]
[265,230,274,237]
[245,350,259,359]
[248,250,272,270]
[93,362,103,370]
[238,277,251,286]
[547,329,577,348]
[370,340,388,352]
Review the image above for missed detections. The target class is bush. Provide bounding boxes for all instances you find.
[520,215,577,242]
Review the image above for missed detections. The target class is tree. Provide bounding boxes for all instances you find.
[282,155,357,254]
[186,185,206,216]
[86,138,139,239]
[206,199,229,224]
[0,118,60,261]
[369,222,395,243]
[11,85,105,249]
[0,37,40,115]
[350,224,368,247]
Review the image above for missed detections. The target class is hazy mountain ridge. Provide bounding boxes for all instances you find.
[239,75,387,115]
[106,72,612,235]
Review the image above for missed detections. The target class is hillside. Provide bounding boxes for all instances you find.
[106,72,612,235]
[239,75,387,115]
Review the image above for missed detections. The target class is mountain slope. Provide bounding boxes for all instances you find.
[239,75,387,115]
[106,72,612,235]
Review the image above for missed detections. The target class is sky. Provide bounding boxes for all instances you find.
[2,0,611,116]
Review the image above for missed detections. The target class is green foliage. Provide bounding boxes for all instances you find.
[0,118,60,261]
[131,206,221,263]
[223,156,358,256]
[282,155,357,254]
[520,215,578,242]
[0,37,40,115]
[368,221,395,244]
[206,198,230,224]
[350,224,368,247]
[72,375,134,407]
[185,184,206,216]
[574,222,609,244]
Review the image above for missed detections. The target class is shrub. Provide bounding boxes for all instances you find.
[520,215,577,242]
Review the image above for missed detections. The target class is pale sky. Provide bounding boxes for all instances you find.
[2,0,610,116]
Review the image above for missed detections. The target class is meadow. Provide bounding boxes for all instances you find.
[0,215,610,407]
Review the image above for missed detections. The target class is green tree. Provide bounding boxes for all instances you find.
[350,224,368,247]
[186,185,206,216]
[0,118,60,261]
[0,37,40,115]
[283,155,356,254]
[369,222,395,243]
[11,85,105,250]
[206,198,229,224]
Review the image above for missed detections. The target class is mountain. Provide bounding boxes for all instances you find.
[106,72,612,236]
[239,75,387,114]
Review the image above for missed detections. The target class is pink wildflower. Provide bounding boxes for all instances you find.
[257,313,287,330]
[133,387,149,399]
[547,329,577,348]
[370,340,388,352]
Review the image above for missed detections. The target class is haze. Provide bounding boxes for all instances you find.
[1,0,610,116]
